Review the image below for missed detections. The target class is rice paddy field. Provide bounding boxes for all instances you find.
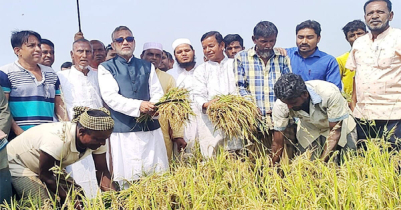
[2,138,401,209]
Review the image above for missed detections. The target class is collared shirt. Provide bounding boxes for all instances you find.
[346,27,401,120]
[169,66,200,145]
[234,47,291,116]
[7,122,106,177]
[193,57,242,154]
[175,66,196,88]
[273,80,356,148]
[98,56,163,118]
[0,61,61,130]
[57,66,103,120]
[193,57,237,112]
[336,52,355,96]
[173,66,197,101]
[287,47,342,90]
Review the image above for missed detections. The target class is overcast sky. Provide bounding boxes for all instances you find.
[0,0,400,70]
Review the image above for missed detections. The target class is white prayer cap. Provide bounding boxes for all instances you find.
[172,38,191,50]
[143,42,163,52]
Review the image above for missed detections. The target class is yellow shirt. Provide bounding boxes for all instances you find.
[336,52,355,96]
[7,122,106,177]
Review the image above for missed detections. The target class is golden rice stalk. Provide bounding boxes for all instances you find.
[136,87,195,130]
[206,94,268,141]
[157,87,195,131]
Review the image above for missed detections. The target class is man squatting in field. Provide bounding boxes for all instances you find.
[7,107,118,208]
[271,73,357,164]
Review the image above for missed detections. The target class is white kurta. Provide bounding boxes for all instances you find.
[98,59,168,187]
[193,57,243,158]
[57,66,103,198]
[173,66,200,153]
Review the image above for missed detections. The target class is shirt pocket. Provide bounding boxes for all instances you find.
[377,48,395,69]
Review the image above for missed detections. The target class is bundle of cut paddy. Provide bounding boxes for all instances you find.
[136,87,195,130]
[206,94,268,141]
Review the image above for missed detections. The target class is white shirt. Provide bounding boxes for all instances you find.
[171,65,196,100]
[57,66,103,120]
[97,58,163,118]
[193,57,237,111]
[176,66,195,87]
[167,67,179,81]
[192,57,242,156]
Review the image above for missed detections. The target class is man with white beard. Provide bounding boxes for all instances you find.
[57,39,104,197]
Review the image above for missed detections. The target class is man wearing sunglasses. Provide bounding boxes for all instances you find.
[97,26,168,189]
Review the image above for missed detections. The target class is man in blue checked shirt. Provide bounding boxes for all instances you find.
[234,21,295,158]
[286,20,342,90]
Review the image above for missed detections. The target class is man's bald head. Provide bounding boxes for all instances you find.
[73,39,92,51]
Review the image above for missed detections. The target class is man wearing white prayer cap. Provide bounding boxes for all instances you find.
[140,42,163,68]
[168,38,196,80]
[166,38,200,157]
[140,42,186,161]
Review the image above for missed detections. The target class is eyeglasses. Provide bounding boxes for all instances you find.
[114,36,135,43]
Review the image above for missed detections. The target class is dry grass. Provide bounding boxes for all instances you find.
[156,87,195,131]
[206,94,268,141]
[136,87,195,130]
[3,138,401,209]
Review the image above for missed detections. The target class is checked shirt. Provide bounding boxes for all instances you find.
[234,47,292,116]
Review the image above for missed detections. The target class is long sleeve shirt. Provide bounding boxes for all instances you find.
[97,59,163,118]
[193,58,237,112]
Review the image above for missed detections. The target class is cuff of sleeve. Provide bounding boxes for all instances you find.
[131,100,143,117]
[171,126,185,139]
[92,145,107,154]
[2,87,10,93]
[274,126,287,131]
[328,114,348,122]
[39,148,61,161]
[238,90,250,97]
[197,99,208,113]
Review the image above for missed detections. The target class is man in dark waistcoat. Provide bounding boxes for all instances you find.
[97,26,168,189]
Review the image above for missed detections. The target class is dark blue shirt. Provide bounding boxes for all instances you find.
[286,47,342,90]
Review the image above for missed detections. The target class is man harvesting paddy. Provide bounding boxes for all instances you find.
[271,73,357,164]
[6,107,118,208]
